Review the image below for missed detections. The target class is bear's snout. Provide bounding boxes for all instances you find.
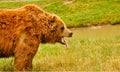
[62,28,73,37]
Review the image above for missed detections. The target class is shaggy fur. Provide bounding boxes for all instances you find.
[0,4,72,71]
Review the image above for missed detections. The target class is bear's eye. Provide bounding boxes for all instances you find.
[61,27,64,30]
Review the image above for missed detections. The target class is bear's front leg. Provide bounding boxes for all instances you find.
[14,38,39,71]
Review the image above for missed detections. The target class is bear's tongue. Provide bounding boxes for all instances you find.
[61,38,69,49]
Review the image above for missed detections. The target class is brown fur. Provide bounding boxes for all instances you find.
[0,4,72,71]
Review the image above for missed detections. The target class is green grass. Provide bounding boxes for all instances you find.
[0,0,120,27]
[1,25,120,71]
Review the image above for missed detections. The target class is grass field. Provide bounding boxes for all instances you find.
[0,25,120,71]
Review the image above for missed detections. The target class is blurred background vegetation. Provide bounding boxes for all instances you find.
[0,0,120,27]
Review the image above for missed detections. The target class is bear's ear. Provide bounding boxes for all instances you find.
[52,14,56,19]
[51,15,56,23]
[49,15,56,24]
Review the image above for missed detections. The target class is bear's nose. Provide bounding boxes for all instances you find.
[69,32,73,37]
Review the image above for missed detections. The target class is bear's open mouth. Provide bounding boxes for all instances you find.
[61,37,69,49]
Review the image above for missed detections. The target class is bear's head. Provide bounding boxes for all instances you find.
[43,14,73,48]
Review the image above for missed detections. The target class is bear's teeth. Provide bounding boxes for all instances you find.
[61,38,69,49]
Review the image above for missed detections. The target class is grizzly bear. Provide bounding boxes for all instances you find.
[0,4,72,71]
